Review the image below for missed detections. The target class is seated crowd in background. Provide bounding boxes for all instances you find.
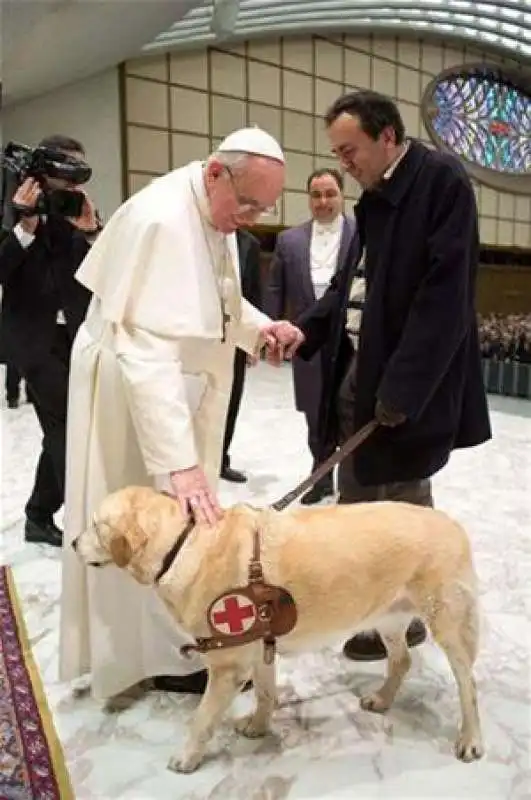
[478,313,531,364]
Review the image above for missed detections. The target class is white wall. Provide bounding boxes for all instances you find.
[1,68,123,221]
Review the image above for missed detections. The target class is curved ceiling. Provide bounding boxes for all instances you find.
[2,0,203,108]
[143,0,531,61]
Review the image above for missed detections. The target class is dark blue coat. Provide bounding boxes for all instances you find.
[297,140,492,486]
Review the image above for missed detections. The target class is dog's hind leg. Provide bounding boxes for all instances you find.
[168,665,242,774]
[428,581,484,762]
[235,656,276,738]
[359,625,412,713]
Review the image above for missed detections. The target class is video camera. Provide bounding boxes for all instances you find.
[0,141,92,222]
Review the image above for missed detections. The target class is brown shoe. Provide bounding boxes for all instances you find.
[343,618,427,662]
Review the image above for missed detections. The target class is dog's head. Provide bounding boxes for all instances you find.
[72,486,187,585]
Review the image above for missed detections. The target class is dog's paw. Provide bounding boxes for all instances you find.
[167,753,202,774]
[359,691,391,714]
[234,714,270,738]
[455,732,485,762]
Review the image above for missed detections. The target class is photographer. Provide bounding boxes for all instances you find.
[0,135,99,546]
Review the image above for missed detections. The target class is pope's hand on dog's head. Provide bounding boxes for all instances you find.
[375,399,407,427]
[170,466,222,526]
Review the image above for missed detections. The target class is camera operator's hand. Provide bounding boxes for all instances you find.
[67,188,99,234]
[12,178,41,234]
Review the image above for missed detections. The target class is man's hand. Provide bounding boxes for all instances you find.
[170,465,222,526]
[247,353,259,366]
[67,189,99,233]
[260,320,305,366]
[375,399,407,427]
[12,178,41,234]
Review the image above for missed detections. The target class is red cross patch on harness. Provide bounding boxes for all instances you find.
[209,593,257,635]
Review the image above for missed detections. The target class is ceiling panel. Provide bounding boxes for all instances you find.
[143,0,531,61]
[2,0,204,107]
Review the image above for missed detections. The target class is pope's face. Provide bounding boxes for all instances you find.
[205,156,284,233]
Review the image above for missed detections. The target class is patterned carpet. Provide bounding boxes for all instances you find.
[0,566,73,800]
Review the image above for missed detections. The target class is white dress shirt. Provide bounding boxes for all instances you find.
[310,214,344,299]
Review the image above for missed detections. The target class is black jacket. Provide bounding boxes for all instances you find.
[237,228,262,309]
[297,140,492,486]
[0,216,92,368]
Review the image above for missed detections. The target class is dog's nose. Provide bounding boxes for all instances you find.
[71,538,78,552]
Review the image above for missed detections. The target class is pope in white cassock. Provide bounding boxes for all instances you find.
[59,128,303,700]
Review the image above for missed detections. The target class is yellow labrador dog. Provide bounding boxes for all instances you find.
[73,485,484,774]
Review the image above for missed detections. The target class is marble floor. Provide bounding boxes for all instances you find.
[1,362,530,799]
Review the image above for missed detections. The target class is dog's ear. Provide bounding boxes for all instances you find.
[110,535,133,568]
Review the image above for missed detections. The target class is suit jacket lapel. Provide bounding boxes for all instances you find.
[300,221,316,303]
[336,215,355,274]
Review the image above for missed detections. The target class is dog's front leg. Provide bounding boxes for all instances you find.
[168,666,241,774]
[235,656,276,738]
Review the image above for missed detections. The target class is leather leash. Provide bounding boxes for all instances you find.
[271,418,379,512]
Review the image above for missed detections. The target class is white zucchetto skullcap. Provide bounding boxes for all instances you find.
[217,126,284,164]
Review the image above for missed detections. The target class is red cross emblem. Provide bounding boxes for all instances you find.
[209,593,257,635]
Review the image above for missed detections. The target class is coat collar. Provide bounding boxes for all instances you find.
[357,140,428,210]
[188,160,216,228]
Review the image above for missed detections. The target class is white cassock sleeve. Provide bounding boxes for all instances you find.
[232,298,271,355]
[113,325,198,474]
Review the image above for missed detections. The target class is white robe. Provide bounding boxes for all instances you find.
[59,161,270,699]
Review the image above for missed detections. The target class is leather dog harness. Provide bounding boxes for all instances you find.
[180,526,297,663]
[155,419,378,662]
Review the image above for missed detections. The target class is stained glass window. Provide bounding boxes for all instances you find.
[425,71,531,176]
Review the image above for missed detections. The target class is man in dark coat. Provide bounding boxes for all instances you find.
[289,91,491,662]
[265,168,357,503]
[220,227,263,482]
[0,134,96,546]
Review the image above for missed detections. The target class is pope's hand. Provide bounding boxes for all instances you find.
[260,320,305,366]
[169,466,222,526]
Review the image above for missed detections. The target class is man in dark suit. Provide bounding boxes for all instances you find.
[4,362,23,407]
[0,134,97,546]
[288,91,491,661]
[220,227,263,483]
[265,168,356,504]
